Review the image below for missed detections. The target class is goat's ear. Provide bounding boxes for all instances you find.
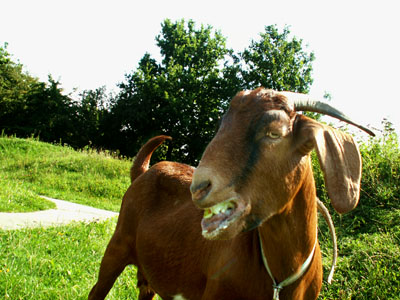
[294,115,362,214]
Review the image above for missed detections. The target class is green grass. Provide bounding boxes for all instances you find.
[1,217,398,300]
[318,220,400,299]
[0,132,399,299]
[0,219,140,299]
[316,126,400,299]
[0,136,131,212]
[0,177,55,212]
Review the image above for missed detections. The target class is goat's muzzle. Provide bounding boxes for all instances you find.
[190,179,212,204]
[191,167,251,240]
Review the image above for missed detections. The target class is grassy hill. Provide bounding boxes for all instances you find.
[0,134,399,299]
[0,136,131,212]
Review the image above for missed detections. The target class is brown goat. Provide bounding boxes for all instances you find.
[89,88,372,300]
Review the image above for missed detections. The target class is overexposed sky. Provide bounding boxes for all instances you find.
[1,0,399,134]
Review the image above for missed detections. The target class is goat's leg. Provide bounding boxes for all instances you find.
[137,269,156,300]
[88,234,132,300]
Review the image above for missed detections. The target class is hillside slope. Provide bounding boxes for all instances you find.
[0,136,131,212]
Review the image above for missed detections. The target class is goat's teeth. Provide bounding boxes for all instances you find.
[203,208,213,219]
[203,200,236,219]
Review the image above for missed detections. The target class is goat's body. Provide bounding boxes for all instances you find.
[89,147,322,299]
[90,88,368,299]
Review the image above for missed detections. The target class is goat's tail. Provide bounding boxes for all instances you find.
[130,135,172,183]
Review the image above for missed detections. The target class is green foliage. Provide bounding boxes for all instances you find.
[0,43,112,151]
[74,86,112,147]
[0,136,131,212]
[240,25,315,92]
[1,21,317,164]
[314,121,400,234]
[360,121,399,210]
[313,121,400,299]
[22,77,78,143]
[108,21,315,164]
[0,42,37,98]
[0,43,79,145]
[0,43,38,131]
[108,19,235,164]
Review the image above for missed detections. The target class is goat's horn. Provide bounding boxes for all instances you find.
[279,91,375,136]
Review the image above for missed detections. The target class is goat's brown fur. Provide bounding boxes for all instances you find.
[89,88,363,300]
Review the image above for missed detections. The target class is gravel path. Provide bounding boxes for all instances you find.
[0,196,118,230]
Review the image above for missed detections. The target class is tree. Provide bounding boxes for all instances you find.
[0,43,38,134]
[0,44,78,143]
[109,19,237,164]
[108,22,316,165]
[74,86,111,148]
[0,44,99,147]
[240,25,315,93]
[22,77,77,144]
[1,22,316,166]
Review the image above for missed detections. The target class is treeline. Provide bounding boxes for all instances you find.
[0,20,314,165]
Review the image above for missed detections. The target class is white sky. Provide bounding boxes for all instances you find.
[1,0,399,135]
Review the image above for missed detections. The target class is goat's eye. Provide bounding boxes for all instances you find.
[266,131,281,139]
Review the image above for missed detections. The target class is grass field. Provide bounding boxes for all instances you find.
[0,136,131,212]
[0,135,399,299]
[0,219,140,300]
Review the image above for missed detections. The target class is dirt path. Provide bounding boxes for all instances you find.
[0,196,118,230]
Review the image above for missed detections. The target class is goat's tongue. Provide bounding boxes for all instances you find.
[201,209,234,233]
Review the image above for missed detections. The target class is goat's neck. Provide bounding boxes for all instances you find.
[258,168,318,283]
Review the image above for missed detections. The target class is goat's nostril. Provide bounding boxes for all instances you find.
[191,180,212,201]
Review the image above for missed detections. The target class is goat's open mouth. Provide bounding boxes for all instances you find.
[201,198,245,239]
